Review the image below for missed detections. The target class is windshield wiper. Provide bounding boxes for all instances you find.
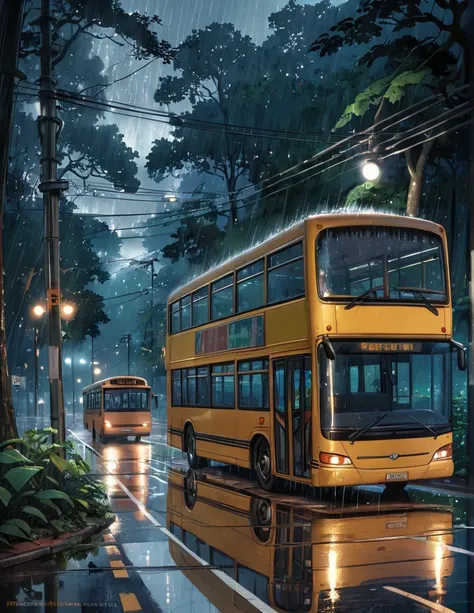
[394,287,439,316]
[410,415,438,439]
[348,412,390,444]
[345,285,385,310]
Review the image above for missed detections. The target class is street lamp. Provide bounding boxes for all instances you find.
[61,303,75,320]
[33,304,45,317]
[94,367,101,376]
[64,357,72,365]
[362,159,381,181]
[163,194,177,203]
[79,358,86,365]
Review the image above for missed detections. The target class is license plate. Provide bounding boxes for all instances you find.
[386,471,408,482]
[386,521,408,529]
[121,428,132,433]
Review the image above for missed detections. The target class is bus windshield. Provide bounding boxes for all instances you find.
[319,341,451,439]
[104,388,150,412]
[317,226,446,301]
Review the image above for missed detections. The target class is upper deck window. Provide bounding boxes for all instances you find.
[170,295,192,333]
[237,259,264,313]
[211,273,234,320]
[267,242,305,305]
[192,286,209,326]
[317,227,446,303]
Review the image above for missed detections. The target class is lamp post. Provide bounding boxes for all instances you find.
[32,304,45,418]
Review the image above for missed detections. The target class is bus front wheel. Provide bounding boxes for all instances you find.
[185,426,207,469]
[253,437,276,491]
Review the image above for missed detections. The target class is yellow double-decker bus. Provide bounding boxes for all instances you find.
[167,468,454,612]
[83,376,152,442]
[166,214,465,490]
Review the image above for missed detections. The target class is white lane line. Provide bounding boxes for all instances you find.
[411,536,474,557]
[383,586,455,612]
[68,430,276,613]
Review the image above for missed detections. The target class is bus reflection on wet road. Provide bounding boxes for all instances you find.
[1,430,473,613]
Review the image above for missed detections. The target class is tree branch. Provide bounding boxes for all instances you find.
[415,138,435,172]
[405,149,416,179]
[52,22,95,67]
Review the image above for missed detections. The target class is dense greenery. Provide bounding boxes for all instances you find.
[0,428,112,548]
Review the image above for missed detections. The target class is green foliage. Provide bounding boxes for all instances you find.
[334,70,428,129]
[345,181,407,213]
[0,429,112,549]
[452,394,467,476]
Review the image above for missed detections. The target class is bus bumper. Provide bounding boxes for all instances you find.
[313,459,453,488]
[104,426,152,438]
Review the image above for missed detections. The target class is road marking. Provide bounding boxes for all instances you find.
[110,560,129,579]
[383,586,455,612]
[119,592,142,612]
[68,429,277,613]
[105,545,121,557]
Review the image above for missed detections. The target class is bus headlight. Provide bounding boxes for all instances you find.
[433,443,452,461]
[142,422,149,427]
[104,420,112,429]
[320,452,352,466]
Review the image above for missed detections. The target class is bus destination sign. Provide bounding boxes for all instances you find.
[359,342,422,352]
[110,378,143,386]
[195,315,264,355]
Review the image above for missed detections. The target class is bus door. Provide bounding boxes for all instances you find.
[273,356,312,478]
[272,507,312,612]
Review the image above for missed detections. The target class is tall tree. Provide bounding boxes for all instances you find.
[310,0,468,216]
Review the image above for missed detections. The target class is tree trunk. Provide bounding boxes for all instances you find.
[0,0,26,441]
[405,139,434,217]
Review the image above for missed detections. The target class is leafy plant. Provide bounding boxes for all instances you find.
[0,428,112,548]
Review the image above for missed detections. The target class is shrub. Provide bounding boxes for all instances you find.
[0,428,112,548]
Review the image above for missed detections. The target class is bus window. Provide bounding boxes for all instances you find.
[104,389,149,411]
[211,274,234,320]
[268,242,305,305]
[171,300,180,333]
[237,259,264,313]
[237,565,269,604]
[211,364,235,408]
[238,359,269,410]
[192,286,209,326]
[172,371,182,406]
[181,295,191,330]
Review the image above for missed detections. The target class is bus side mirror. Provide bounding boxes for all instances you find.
[322,335,336,361]
[451,339,467,371]
[154,394,159,409]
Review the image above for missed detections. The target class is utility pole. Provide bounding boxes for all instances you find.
[127,334,131,376]
[0,0,26,441]
[91,335,94,383]
[38,0,68,446]
[150,258,157,388]
[118,334,132,375]
[34,326,39,418]
[468,0,474,488]
[71,351,75,424]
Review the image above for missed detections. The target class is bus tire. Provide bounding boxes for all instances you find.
[252,437,276,491]
[185,425,207,469]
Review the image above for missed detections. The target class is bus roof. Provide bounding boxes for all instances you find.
[168,213,443,303]
[82,376,148,393]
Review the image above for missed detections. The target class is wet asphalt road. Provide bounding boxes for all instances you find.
[1,419,474,612]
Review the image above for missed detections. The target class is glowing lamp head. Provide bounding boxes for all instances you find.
[362,160,381,181]
[64,357,72,365]
[79,358,86,365]
[33,305,45,317]
[94,368,101,376]
[62,303,75,318]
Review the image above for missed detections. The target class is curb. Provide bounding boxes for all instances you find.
[0,516,114,570]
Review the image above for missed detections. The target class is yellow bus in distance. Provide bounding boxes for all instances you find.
[166,213,466,490]
[83,376,152,442]
[167,468,454,613]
